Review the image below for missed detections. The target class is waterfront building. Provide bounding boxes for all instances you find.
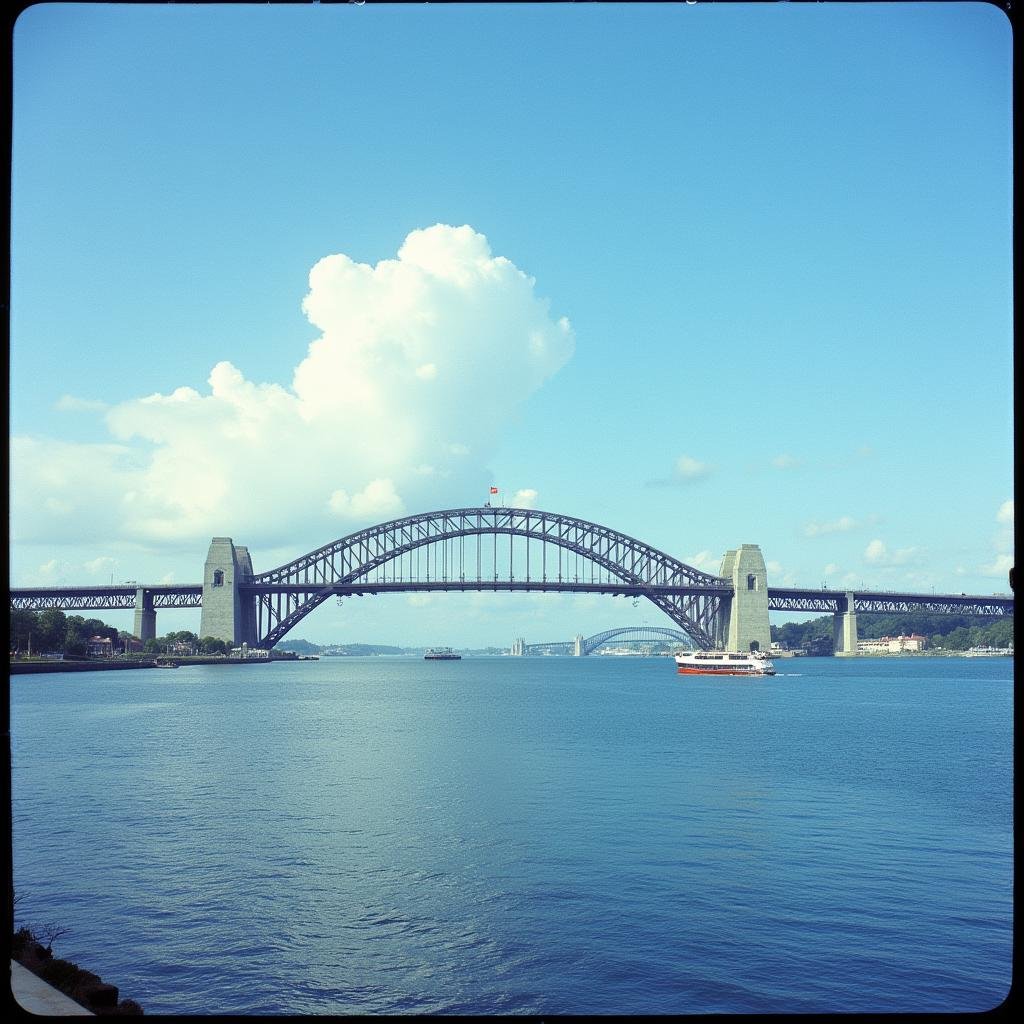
[857,634,928,654]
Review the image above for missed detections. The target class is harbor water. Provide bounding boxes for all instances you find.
[9,655,1013,1014]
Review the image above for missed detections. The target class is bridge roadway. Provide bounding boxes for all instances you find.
[9,506,1015,650]
[10,581,1015,617]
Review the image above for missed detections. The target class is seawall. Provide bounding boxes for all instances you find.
[8,660,159,674]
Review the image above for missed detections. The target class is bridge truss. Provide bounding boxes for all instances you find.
[9,509,1013,650]
[767,588,1014,617]
[9,586,202,611]
[524,625,694,656]
[249,507,733,648]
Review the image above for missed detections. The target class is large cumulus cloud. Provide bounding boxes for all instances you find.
[11,225,574,549]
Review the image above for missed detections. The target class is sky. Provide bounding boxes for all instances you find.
[8,2,1014,648]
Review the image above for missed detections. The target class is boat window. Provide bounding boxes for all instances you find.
[213,569,224,587]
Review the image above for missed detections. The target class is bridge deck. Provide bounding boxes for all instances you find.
[10,582,1013,615]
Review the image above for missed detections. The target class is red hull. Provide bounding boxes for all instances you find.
[676,666,766,676]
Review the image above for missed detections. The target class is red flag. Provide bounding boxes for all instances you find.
[489,487,498,494]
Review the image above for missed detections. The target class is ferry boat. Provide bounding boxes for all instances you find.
[674,650,775,676]
[424,647,462,660]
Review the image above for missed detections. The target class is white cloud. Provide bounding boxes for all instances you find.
[511,488,539,509]
[11,225,574,552]
[804,516,859,537]
[675,455,710,479]
[765,559,797,586]
[683,550,719,573]
[645,454,713,488]
[38,559,59,578]
[981,500,1014,579]
[864,540,886,563]
[979,553,1013,578]
[864,539,921,567]
[84,556,118,577]
[328,479,405,520]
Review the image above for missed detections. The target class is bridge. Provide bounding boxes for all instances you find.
[511,626,694,657]
[9,506,1013,655]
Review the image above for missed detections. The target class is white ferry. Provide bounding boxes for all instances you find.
[424,647,462,661]
[674,650,775,676]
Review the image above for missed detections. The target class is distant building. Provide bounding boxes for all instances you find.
[87,635,115,657]
[230,644,270,659]
[857,634,927,654]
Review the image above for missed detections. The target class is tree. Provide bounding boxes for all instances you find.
[82,618,118,642]
[9,609,37,652]
[64,616,90,658]
[199,636,228,655]
[36,609,68,653]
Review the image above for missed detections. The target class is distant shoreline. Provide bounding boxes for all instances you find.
[8,656,282,674]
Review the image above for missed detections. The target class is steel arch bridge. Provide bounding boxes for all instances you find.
[524,626,694,656]
[248,506,733,648]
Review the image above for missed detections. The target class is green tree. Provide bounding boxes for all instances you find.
[9,609,37,653]
[199,636,228,655]
[986,619,1014,647]
[64,615,90,657]
[36,609,68,653]
[79,618,119,645]
[943,627,972,651]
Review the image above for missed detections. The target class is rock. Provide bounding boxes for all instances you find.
[79,981,120,1009]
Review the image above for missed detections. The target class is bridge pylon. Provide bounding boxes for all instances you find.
[718,545,771,653]
[833,592,858,656]
[199,538,257,647]
[133,588,156,642]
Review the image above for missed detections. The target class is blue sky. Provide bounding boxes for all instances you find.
[9,2,1014,647]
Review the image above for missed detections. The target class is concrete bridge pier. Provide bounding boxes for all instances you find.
[833,592,858,656]
[133,588,156,642]
[573,633,585,656]
[510,637,525,656]
[199,538,257,646]
[719,545,771,653]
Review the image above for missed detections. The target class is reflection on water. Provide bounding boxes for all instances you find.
[10,656,1013,1014]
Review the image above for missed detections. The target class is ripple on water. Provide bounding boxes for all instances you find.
[9,658,1013,1015]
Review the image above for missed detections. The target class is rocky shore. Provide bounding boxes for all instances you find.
[12,928,144,1015]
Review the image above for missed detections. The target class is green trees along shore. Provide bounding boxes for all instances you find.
[771,611,1014,653]
[9,608,231,658]
[9,607,1013,660]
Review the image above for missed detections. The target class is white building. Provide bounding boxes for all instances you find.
[856,634,928,654]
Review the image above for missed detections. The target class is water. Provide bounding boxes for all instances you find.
[9,656,1013,1014]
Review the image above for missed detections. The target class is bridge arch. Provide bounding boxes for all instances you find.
[247,506,731,649]
[522,626,694,656]
[582,626,694,655]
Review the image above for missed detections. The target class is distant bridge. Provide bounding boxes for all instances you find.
[9,506,1014,653]
[514,625,694,656]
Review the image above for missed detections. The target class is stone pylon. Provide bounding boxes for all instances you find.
[199,538,255,646]
[718,545,771,653]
